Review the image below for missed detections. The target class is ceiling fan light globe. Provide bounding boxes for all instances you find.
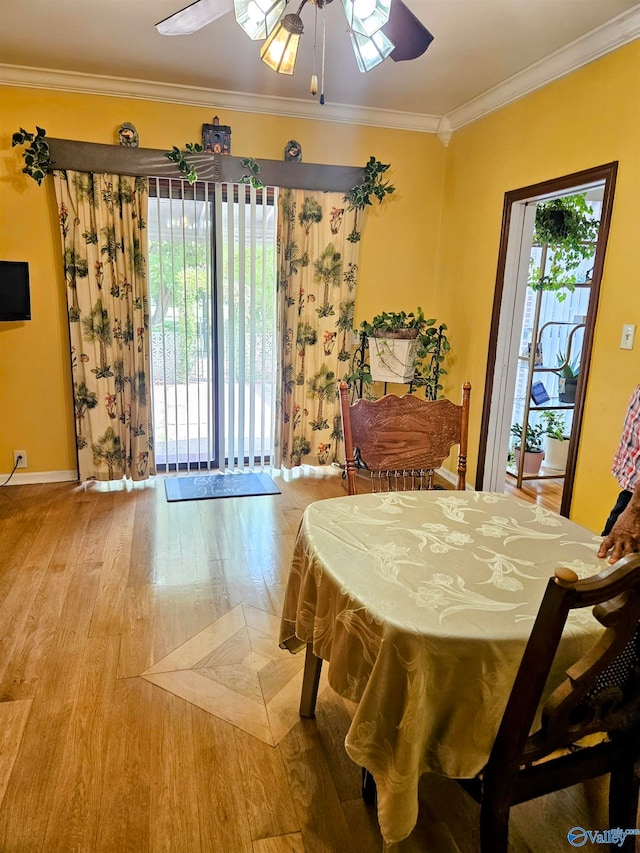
[260,14,303,73]
[341,0,390,38]
[353,0,376,18]
[234,0,286,40]
[349,27,394,72]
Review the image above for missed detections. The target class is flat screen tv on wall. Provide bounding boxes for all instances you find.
[0,261,31,321]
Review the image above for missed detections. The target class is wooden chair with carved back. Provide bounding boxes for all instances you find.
[458,553,640,852]
[338,380,471,495]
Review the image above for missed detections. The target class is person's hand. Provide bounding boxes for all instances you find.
[598,499,640,563]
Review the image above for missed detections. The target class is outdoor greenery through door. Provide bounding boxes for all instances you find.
[147,179,277,470]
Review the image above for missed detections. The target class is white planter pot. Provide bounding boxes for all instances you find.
[543,436,569,472]
[514,447,545,475]
[370,335,419,383]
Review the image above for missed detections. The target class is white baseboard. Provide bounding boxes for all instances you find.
[0,466,469,489]
[0,469,78,486]
[437,467,475,490]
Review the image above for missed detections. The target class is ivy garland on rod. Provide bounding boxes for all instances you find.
[9,127,268,189]
[10,127,268,192]
[163,150,396,204]
[237,157,265,188]
[164,141,205,184]
[10,130,395,219]
[164,144,265,188]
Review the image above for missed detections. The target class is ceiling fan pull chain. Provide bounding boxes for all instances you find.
[310,2,318,96]
[320,2,326,105]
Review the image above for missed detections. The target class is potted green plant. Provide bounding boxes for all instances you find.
[529,194,599,302]
[510,421,545,475]
[540,410,569,472]
[361,309,423,383]
[357,308,449,398]
[556,350,580,403]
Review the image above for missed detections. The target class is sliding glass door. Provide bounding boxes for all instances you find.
[147,179,277,470]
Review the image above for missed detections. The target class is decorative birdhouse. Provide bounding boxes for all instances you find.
[202,116,232,155]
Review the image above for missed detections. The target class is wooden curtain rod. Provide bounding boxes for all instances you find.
[46,138,364,192]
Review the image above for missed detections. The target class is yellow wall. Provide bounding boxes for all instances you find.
[437,41,640,531]
[1,41,638,532]
[0,87,446,476]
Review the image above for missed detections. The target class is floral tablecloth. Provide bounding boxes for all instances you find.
[279,491,605,844]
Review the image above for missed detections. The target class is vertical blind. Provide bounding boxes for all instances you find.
[215,182,278,469]
[148,179,277,471]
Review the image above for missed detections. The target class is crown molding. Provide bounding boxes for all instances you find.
[0,63,440,134]
[2,6,638,137]
[446,4,640,131]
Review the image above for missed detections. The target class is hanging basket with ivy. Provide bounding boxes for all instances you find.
[530,194,599,299]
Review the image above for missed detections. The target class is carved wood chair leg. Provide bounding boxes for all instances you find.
[299,642,322,718]
[609,755,640,849]
[480,800,510,853]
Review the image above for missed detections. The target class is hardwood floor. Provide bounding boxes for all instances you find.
[0,471,627,852]
[504,473,565,512]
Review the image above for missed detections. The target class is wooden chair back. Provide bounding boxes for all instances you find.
[338,381,471,494]
[463,553,640,852]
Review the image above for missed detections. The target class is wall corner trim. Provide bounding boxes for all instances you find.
[436,117,453,147]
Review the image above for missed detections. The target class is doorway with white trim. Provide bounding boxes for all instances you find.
[478,163,618,516]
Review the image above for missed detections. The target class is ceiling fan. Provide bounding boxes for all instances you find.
[156,0,434,92]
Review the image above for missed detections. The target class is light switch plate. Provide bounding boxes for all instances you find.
[620,324,636,350]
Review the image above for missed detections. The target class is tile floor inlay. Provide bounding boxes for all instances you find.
[140,603,327,745]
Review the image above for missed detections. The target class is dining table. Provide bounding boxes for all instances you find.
[279,490,607,845]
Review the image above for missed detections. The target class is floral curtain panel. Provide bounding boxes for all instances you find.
[274,189,363,470]
[53,170,155,481]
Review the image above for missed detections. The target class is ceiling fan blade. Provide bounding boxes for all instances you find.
[382,0,434,62]
[155,0,234,35]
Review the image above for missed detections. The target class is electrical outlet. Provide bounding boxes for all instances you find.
[14,450,27,468]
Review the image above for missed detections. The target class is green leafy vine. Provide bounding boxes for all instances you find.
[344,156,395,210]
[343,156,395,242]
[345,308,450,401]
[529,194,599,300]
[165,142,205,184]
[11,126,53,185]
[238,157,265,189]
